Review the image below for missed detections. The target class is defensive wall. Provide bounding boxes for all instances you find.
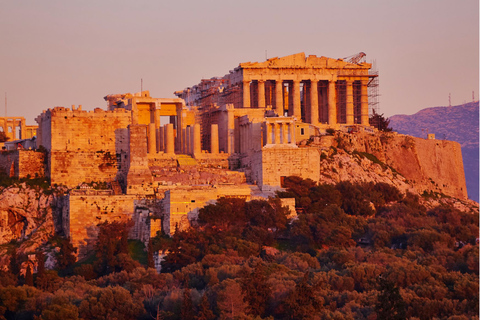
[0,150,45,179]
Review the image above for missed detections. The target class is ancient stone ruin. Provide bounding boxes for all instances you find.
[0,52,468,260]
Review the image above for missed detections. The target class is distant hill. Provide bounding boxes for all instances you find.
[389,102,479,202]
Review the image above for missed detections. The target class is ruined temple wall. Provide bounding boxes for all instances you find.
[63,194,136,258]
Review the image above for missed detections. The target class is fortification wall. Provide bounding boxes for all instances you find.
[0,150,45,178]
[36,107,131,153]
[163,185,252,235]
[50,151,119,187]
[251,147,320,191]
[63,193,136,258]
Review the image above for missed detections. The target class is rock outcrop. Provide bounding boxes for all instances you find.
[312,131,468,200]
[0,183,65,266]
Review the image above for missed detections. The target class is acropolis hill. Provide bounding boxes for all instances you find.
[0,53,469,260]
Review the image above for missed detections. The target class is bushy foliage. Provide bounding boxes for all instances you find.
[1,177,478,319]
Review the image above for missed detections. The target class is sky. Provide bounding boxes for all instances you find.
[0,0,478,125]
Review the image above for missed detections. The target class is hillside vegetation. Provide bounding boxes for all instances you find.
[1,177,478,320]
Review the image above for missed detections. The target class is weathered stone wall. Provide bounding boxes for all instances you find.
[50,151,118,187]
[250,147,320,191]
[0,150,45,178]
[36,107,131,153]
[163,185,252,235]
[64,193,137,258]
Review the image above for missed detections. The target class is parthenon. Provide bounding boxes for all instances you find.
[175,52,374,126]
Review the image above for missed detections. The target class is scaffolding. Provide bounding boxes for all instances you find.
[368,60,380,115]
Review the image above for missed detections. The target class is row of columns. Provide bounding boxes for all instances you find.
[147,123,220,156]
[264,122,296,146]
[147,123,175,155]
[242,79,369,126]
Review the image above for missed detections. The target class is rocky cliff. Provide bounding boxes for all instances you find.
[0,183,66,266]
[389,102,479,201]
[311,130,468,200]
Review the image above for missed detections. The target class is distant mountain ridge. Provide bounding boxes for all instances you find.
[389,101,479,202]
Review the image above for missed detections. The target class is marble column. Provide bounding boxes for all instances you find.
[346,80,354,125]
[310,80,319,125]
[293,80,301,118]
[258,80,266,109]
[165,124,174,154]
[361,80,369,125]
[193,124,201,155]
[210,124,218,154]
[266,124,272,144]
[274,123,280,145]
[275,80,283,116]
[148,123,156,154]
[328,80,337,125]
[243,80,250,108]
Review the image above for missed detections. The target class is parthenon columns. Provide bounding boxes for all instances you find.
[258,80,266,109]
[310,80,319,126]
[361,80,369,125]
[328,80,337,125]
[346,80,354,125]
[275,80,283,115]
[292,80,301,118]
[243,81,251,108]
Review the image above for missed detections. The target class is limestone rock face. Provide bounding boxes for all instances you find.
[0,183,62,266]
[316,131,468,200]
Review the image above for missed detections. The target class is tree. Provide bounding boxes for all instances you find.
[56,237,77,272]
[78,286,145,320]
[375,277,406,320]
[282,272,321,319]
[369,109,392,132]
[25,265,33,287]
[195,294,215,320]
[147,241,155,269]
[0,131,9,143]
[94,220,135,275]
[240,263,271,317]
[180,287,195,320]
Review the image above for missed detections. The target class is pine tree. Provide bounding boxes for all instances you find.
[25,265,33,286]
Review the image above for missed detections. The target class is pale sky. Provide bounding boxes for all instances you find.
[1,0,478,124]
